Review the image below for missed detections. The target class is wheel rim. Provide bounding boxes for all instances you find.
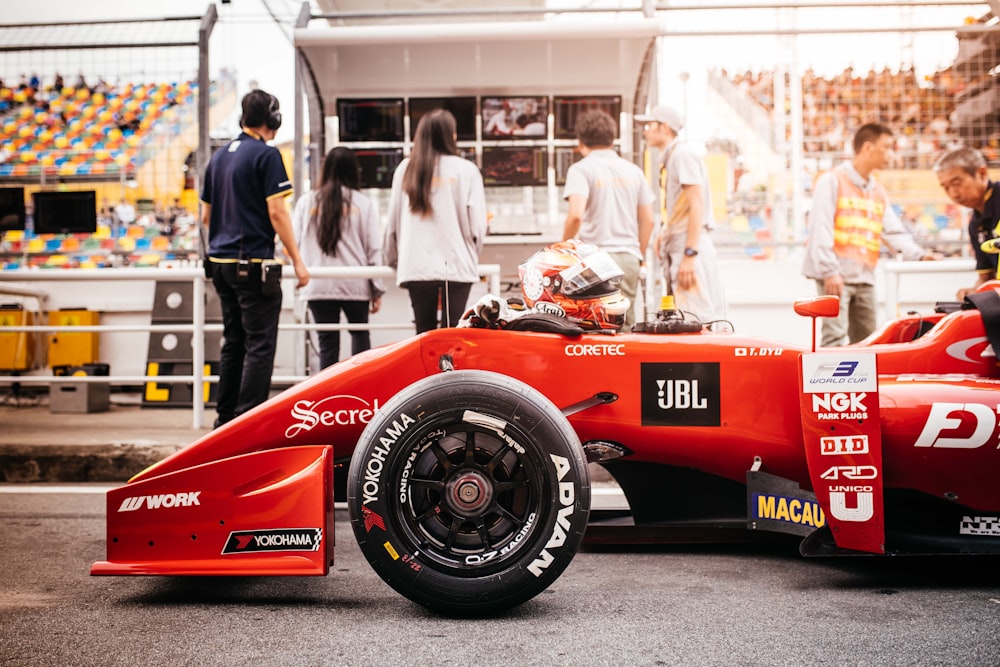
[394,419,545,574]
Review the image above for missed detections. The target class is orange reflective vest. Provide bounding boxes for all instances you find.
[832,170,887,269]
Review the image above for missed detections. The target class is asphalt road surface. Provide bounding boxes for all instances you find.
[2,486,1000,666]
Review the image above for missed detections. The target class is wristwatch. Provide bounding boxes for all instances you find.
[683,247,698,257]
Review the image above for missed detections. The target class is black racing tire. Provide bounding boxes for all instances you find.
[346,369,590,615]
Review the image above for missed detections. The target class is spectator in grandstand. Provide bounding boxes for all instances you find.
[98,198,114,226]
[803,122,938,347]
[562,109,655,331]
[933,146,1000,299]
[293,147,385,368]
[384,108,487,334]
[114,198,135,228]
[201,89,309,427]
[636,105,726,327]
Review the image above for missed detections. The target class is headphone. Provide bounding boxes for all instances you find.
[265,94,282,131]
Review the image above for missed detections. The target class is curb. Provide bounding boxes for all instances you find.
[0,443,183,483]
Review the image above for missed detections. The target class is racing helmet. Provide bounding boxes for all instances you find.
[518,240,630,330]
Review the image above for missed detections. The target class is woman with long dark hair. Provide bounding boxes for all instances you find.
[384,109,487,333]
[293,146,384,368]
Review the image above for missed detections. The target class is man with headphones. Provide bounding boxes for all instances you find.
[201,89,310,427]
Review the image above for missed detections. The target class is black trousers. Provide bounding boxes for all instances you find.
[404,281,473,334]
[211,262,282,427]
[307,299,371,369]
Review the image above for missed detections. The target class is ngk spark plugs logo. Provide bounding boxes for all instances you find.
[801,353,877,393]
[811,392,869,421]
[285,395,381,438]
[641,363,720,427]
[222,528,323,554]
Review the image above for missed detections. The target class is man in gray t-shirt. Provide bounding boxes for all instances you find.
[636,105,725,325]
[562,110,655,331]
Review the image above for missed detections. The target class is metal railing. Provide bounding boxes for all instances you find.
[0,264,501,428]
[881,258,975,321]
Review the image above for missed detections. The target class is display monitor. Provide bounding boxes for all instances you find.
[553,95,623,139]
[32,190,97,234]
[409,97,477,141]
[355,148,403,189]
[554,146,584,186]
[481,96,548,139]
[337,98,405,142]
[481,147,549,187]
[0,187,26,231]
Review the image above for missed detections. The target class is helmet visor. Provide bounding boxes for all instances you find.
[558,251,624,296]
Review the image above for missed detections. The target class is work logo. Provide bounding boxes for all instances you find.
[118,491,201,512]
[222,528,323,554]
[641,363,720,426]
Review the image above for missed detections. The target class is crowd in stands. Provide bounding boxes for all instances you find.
[722,65,999,167]
[0,72,196,178]
[1,196,200,270]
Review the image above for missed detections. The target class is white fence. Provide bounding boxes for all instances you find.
[0,265,501,428]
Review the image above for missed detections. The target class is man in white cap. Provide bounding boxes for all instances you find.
[636,105,725,325]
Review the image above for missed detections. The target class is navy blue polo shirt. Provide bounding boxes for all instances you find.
[969,181,1000,279]
[201,131,293,259]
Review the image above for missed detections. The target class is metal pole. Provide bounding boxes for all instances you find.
[191,274,206,429]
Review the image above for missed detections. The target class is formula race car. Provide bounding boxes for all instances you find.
[91,246,1000,615]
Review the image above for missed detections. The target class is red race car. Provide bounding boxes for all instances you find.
[91,248,1000,615]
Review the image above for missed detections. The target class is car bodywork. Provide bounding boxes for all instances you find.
[92,288,1000,613]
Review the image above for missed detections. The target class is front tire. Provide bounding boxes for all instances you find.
[347,369,590,615]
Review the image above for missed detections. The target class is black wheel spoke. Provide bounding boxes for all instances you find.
[409,476,444,493]
[484,447,507,474]
[474,518,492,551]
[443,516,465,552]
[493,477,530,494]
[430,440,453,471]
[462,430,477,465]
[494,504,521,524]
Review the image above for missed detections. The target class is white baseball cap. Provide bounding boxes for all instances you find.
[635,105,685,132]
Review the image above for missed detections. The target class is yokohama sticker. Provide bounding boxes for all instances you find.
[361,412,416,506]
[222,528,322,554]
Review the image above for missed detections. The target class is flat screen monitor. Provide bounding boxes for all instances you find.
[355,148,403,189]
[481,96,548,140]
[554,146,584,186]
[337,98,405,142]
[32,190,97,234]
[553,95,623,140]
[0,187,26,231]
[481,147,549,187]
[409,97,477,141]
